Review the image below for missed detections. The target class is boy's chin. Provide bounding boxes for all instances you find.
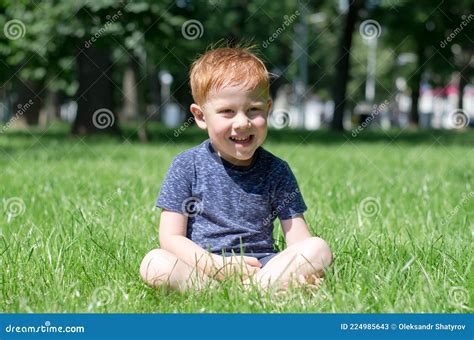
[220,150,255,165]
[234,151,257,162]
[235,154,254,161]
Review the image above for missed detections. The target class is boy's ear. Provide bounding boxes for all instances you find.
[267,99,273,112]
[190,104,207,130]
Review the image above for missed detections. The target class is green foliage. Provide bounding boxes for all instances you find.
[0,0,178,92]
[373,0,473,85]
[0,0,471,119]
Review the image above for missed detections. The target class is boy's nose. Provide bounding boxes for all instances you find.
[233,112,251,129]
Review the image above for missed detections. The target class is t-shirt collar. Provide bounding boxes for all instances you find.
[205,139,260,172]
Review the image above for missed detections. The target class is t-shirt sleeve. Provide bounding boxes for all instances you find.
[271,161,307,220]
[155,153,193,214]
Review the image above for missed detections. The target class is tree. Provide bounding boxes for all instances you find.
[72,45,118,134]
[373,0,473,126]
[331,0,363,131]
[0,0,180,135]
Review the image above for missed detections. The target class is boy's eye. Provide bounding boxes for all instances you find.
[218,109,234,114]
[248,107,262,114]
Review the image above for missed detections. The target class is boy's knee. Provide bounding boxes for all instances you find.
[139,248,173,287]
[302,237,333,267]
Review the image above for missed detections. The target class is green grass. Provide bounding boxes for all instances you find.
[0,123,472,313]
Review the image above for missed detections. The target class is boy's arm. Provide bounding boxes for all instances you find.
[158,209,221,276]
[158,209,260,279]
[281,214,312,247]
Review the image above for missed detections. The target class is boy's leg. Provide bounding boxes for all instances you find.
[140,248,214,292]
[247,237,332,291]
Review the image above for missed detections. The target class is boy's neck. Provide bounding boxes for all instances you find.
[216,151,253,167]
[207,140,259,170]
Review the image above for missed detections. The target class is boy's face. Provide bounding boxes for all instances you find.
[191,84,272,166]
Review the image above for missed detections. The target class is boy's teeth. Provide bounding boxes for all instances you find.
[231,136,250,141]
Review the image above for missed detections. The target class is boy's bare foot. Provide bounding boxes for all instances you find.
[241,274,324,296]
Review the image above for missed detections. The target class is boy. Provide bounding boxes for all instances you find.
[140,47,332,292]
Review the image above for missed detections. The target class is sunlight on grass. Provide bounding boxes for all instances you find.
[0,125,472,312]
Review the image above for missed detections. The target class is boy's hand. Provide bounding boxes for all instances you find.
[212,255,261,281]
[241,256,262,268]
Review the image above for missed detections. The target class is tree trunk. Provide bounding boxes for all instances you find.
[133,55,148,142]
[457,49,472,110]
[11,78,43,126]
[227,0,248,46]
[122,59,138,122]
[121,56,148,141]
[147,62,159,120]
[39,90,60,127]
[458,70,466,110]
[409,80,420,126]
[409,46,425,126]
[72,46,119,135]
[331,0,362,131]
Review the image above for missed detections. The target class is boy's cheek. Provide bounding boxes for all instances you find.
[255,116,267,125]
[253,115,268,126]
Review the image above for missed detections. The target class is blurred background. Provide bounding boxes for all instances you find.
[0,0,473,314]
[0,0,472,138]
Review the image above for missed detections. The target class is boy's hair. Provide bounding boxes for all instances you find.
[189,47,270,105]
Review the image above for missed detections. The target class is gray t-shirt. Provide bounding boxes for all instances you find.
[156,139,307,254]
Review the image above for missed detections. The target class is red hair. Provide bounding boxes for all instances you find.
[190,47,270,105]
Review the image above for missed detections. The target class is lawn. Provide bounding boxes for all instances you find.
[0,124,472,313]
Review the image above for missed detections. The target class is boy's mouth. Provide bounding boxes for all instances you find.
[229,134,254,146]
